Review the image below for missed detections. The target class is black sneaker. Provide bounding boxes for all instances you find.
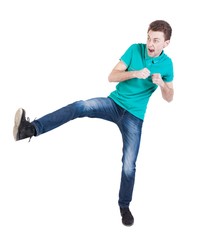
[120,207,134,226]
[13,108,36,141]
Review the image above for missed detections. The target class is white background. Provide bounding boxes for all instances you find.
[0,0,198,239]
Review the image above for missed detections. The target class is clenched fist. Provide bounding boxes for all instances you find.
[135,68,150,79]
[152,73,165,87]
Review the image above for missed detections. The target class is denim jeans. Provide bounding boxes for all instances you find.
[32,97,143,208]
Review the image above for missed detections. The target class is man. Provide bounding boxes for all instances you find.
[13,20,174,226]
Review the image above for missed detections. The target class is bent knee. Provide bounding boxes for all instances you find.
[123,164,136,178]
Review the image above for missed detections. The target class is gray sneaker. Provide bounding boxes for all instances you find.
[13,108,35,141]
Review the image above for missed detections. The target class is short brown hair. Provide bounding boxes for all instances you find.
[148,20,172,41]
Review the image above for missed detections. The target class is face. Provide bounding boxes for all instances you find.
[146,30,170,57]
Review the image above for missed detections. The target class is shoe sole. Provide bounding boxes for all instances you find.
[122,220,134,227]
[13,108,24,141]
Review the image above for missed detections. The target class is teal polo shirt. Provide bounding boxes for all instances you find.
[109,43,174,120]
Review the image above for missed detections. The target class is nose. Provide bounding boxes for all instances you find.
[147,39,153,48]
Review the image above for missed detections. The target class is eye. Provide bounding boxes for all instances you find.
[154,39,160,43]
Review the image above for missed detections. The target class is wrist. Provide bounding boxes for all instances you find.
[160,81,165,88]
[130,71,137,78]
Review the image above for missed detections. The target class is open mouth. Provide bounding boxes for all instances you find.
[148,48,155,54]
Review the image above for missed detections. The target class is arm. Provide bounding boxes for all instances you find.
[160,81,174,102]
[108,61,150,82]
[152,74,174,102]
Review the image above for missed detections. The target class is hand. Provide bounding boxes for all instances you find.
[135,68,150,79]
[152,73,165,87]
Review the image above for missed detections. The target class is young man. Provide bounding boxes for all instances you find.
[13,20,174,226]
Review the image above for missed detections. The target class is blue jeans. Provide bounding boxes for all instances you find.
[32,97,143,208]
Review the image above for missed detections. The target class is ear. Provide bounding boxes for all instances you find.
[163,40,170,48]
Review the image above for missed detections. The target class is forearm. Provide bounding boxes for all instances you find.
[160,83,174,102]
[108,70,137,82]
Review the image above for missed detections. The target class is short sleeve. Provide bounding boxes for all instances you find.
[120,44,135,68]
[163,59,174,82]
